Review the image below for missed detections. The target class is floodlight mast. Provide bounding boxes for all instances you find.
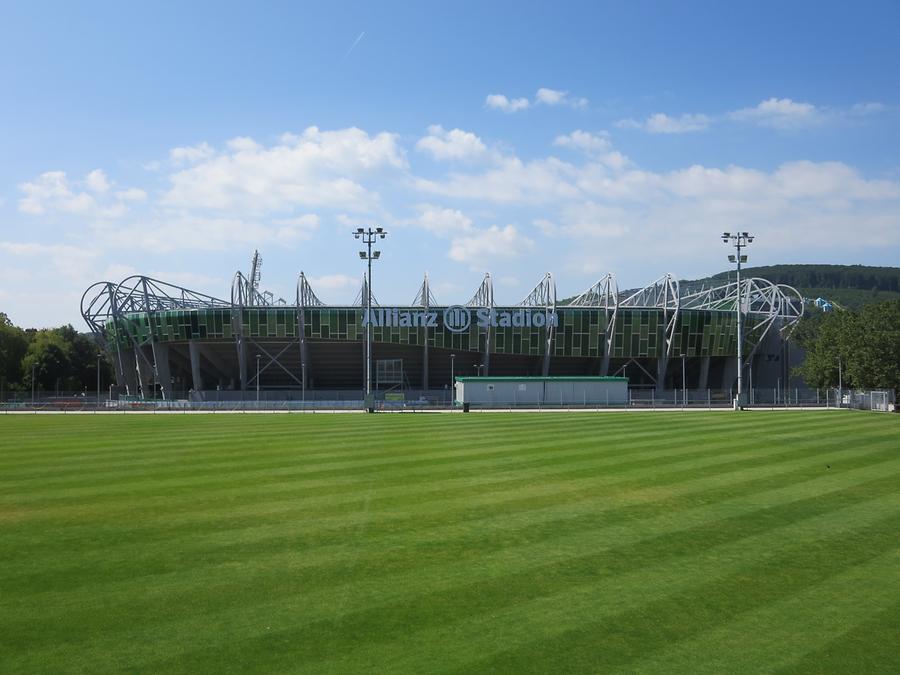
[354,226,387,399]
[722,231,754,409]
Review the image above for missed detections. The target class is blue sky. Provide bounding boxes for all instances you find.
[2,0,899,327]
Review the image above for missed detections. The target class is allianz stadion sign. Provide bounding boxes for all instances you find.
[361,305,559,333]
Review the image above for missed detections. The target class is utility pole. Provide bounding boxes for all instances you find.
[722,231,754,409]
[354,226,387,399]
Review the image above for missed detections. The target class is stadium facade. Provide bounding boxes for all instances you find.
[81,253,805,400]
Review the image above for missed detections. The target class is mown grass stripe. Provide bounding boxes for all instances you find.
[0,412,896,673]
[4,438,897,588]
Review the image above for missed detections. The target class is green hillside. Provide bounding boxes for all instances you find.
[686,264,900,310]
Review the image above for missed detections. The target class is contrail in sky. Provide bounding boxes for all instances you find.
[342,31,366,62]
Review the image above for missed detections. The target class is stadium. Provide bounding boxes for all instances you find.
[80,251,805,400]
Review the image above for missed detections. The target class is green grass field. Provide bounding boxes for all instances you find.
[1,411,899,674]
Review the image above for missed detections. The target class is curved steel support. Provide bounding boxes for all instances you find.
[354,275,379,307]
[295,271,323,390]
[569,274,620,375]
[520,273,557,375]
[465,273,494,308]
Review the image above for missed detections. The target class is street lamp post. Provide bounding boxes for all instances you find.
[722,231,754,409]
[354,226,387,399]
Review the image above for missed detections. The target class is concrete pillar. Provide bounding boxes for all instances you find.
[153,342,173,400]
[483,325,491,376]
[188,340,204,391]
[541,326,552,377]
[655,355,668,395]
[135,348,153,399]
[118,348,139,396]
[698,357,710,391]
[721,356,738,391]
[236,339,248,391]
[422,336,429,390]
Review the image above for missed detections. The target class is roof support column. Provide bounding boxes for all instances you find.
[698,356,710,391]
[118,347,138,397]
[135,346,153,399]
[188,340,204,391]
[153,342,173,400]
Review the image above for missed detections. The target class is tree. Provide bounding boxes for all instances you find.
[796,299,900,392]
[844,301,900,390]
[53,325,113,390]
[795,311,851,389]
[0,312,29,390]
[21,330,71,393]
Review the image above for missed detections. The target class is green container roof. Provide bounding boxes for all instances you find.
[454,376,627,383]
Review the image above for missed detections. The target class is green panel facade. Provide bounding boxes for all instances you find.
[106,306,753,359]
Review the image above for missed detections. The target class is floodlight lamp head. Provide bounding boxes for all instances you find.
[722,231,731,238]
[356,227,364,234]
[728,255,736,262]
[740,255,748,263]
[748,236,754,243]
[373,250,381,259]
[358,251,366,259]
[375,227,383,234]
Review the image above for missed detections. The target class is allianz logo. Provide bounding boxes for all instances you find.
[362,305,559,333]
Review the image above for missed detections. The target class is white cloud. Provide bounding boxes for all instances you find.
[169,142,215,164]
[448,224,534,268]
[0,241,99,279]
[17,170,135,218]
[553,130,630,170]
[407,204,473,235]
[226,136,262,153]
[415,125,488,161]
[850,102,886,116]
[617,112,711,134]
[728,98,820,129]
[92,213,321,253]
[305,273,360,302]
[416,156,580,204]
[162,126,406,213]
[535,88,588,109]
[85,169,110,193]
[553,130,610,153]
[535,88,566,105]
[488,88,588,113]
[115,188,148,202]
[485,93,530,113]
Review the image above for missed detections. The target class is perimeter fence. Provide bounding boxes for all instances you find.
[1,388,895,413]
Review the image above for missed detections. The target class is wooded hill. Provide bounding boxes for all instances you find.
[684,264,900,310]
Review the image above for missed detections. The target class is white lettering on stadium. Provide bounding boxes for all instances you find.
[361,307,558,331]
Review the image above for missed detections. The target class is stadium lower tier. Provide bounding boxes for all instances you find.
[101,306,797,399]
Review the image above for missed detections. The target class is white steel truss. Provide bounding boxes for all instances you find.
[466,273,494,308]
